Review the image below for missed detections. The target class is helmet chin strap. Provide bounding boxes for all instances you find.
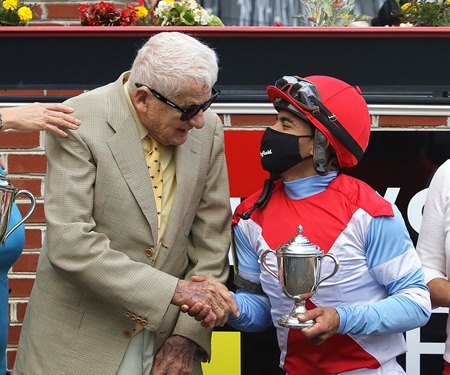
[237,177,278,220]
[313,129,329,175]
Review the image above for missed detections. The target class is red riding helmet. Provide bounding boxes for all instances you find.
[266,75,371,168]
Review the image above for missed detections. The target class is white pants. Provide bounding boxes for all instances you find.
[117,330,155,375]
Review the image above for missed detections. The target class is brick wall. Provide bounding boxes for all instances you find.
[25,0,151,26]
[1,128,44,370]
[26,0,121,26]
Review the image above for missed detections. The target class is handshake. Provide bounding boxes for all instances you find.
[171,275,239,328]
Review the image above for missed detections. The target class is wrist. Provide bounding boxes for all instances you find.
[0,108,12,131]
[172,279,185,306]
[171,334,199,355]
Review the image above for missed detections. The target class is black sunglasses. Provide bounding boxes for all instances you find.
[135,83,218,121]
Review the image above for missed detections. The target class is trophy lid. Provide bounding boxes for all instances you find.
[278,225,323,256]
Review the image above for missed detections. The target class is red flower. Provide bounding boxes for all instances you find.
[79,1,142,26]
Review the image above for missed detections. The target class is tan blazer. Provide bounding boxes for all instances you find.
[14,73,231,375]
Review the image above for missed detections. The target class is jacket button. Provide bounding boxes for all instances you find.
[142,319,148,326]
[145,248,154,257]
[125,311,131,318]
[123,329,132,338]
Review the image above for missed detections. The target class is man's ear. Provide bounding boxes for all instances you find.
[132,88,150,113]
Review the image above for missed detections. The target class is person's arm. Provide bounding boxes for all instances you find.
[227,219,272,332]
[416,160,450,308]
[169,112,236,357]
[336,206,431,335]
[0,103,80,137]
[229,290,272,332]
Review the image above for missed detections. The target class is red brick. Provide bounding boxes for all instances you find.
[8,326,21,345]
[0,89,45,96]
[230,114,275,126]
[9,178,42,198]
[9,278,34,298]
[379,115,448,127]
[0,131,41,149]
[47,89,85,97]
[12,253,40,273]
[7,154,47,174]
[15,302,28,322]
[47,3,82,18]
[32,5,43,19]
[18,201,45,224]
[24,228,42,249]
[6,349,16,372]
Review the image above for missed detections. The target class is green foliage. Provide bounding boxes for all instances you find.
[397,0,450,26]
[0,0,34,26]
[293,0,372,26]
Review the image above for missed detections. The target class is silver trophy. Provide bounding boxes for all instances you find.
[0,175,36,244]
[260,225,339,329]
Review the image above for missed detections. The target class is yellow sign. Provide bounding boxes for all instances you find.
[202,331,241,375]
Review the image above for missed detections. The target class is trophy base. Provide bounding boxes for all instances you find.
[278,315,314,329]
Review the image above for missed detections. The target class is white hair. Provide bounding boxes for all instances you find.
[128,32,218,97]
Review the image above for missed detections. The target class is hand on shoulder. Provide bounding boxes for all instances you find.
[0,102,80,138]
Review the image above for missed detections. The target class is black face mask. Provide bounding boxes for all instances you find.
[260,127,311,176]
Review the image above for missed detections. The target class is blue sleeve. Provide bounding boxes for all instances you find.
[227,224,272,332]
[336,205,431,335]
[227,290,272,332]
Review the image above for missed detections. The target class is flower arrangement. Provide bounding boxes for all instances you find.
[397,0,450,26]
[293,0,372,27]
[79,1,150,26]
[153,0,223,26]
[0,0,33,26]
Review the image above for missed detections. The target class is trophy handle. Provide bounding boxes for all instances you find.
[3,190,36,243]
[315,253,339,289]
[260,249,278,279]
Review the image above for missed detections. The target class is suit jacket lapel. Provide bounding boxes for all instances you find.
[106,75,159,244]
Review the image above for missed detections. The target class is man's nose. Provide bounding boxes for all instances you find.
[187,111,205,129]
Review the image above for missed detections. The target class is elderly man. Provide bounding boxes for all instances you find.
[14,32,238,375]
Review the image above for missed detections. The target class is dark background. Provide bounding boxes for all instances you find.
[1,35,449,105]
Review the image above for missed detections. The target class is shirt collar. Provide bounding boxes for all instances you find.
[122,75,148,143]
[284,171,338,199]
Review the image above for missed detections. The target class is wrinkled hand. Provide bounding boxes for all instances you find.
[151,335,196,375]
[173,275,239,328]
[1,103,80,137]
[298,307,340,345]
